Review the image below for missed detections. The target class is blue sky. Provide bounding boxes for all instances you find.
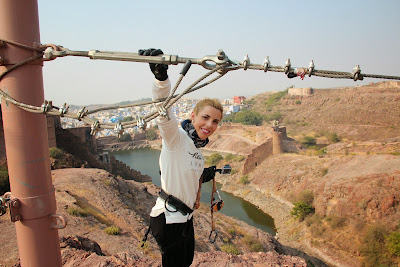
[38,0,400,105]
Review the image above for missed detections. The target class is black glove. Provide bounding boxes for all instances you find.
[287,71,297,79]
[201,166,217,183]
[138,48,168,81]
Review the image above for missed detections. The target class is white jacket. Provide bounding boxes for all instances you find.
[150,79,204,224]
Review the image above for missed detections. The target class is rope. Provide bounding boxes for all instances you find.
[0,38,43,52]
[0,54,43,80]
[0,64,225,134]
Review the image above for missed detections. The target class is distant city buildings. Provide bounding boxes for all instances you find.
[62,96,244,136]
[233,96,246,104]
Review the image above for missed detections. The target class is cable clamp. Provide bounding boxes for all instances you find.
[114,122,124,138]
[41,100,53,114]
[90,120,100,135]
[77,106,87,121]
[136,116,147,132]
[242,54,250,70]
[263,56,270,72]
[59,103,69,117]
[155,105,170,120]
[284,58,291,74]
[308,60,314,77]
[352,65,363,81]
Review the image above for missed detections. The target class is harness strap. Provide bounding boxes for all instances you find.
[140,225,151,247]
[194,175,204,209]
[159,189,193,216]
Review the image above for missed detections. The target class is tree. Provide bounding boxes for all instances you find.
[145,128,158,140]
[301,135,316,148]
[387,231,400,257]
[234,110,263,126]
[206,153,223,165]
[291,201,315,221]
[118,133,132,142]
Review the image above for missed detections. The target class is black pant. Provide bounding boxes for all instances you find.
[150,213,195,267]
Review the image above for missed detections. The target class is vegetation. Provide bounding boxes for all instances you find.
[263,88,290,108]
[328,132,341,143]
[233,110,263,126]
[264,112,283,122]
[243,99,256,105]
[233,155,245,162]
[360,223,393,266]
[205,153,223,165]
[224,153,245,163]
[49,147,65,159]
[304,214,323,227]
[118,133,132,142]
[326,216,347,229]
[224,153,235,161]
[291,201,315,221]
[296,190,314,206]
[221,113,235,123]
[145,128,158,140]
[228,228,236,236]
[387,231,400,257]
[243,235,264,252]
[220,243,240,255]
[240,175,249,184]
[300,135,317,148]
[104,225,121,235]
[67,206,89,217]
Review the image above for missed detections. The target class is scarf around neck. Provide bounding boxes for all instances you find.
[181,119,209,148]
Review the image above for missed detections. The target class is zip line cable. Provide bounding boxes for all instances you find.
[0,38,400,136]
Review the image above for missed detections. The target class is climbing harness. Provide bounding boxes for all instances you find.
[1,37,400,136]
[159,189,194,216]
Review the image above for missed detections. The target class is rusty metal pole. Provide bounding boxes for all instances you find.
[0,1,63,266]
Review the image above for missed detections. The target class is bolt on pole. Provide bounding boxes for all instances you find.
[0,1,62,266]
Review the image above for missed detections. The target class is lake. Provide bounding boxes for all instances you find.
[112,148,276,235]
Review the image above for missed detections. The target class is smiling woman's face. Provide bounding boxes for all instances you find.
[191,105,222,140]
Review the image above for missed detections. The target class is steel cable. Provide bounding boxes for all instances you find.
[1,41,400,136]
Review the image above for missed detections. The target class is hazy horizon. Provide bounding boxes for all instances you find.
[37,0,400,106]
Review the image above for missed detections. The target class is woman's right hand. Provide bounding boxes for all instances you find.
[138,48,169,81]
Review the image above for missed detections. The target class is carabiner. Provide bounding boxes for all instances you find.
[208,230,218,243]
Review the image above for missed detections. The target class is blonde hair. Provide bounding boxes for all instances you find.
[193,98,223,119]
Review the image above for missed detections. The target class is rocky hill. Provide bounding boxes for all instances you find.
[206,81,400,266]
[0,168,320,267]
[2,81,399,267]
[250,81,400,141]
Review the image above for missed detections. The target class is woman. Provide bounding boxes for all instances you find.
[139,48,223,267]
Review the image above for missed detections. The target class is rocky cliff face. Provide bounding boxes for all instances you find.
[0,168,313,266]
[216,147,400,266]
[200,82,400,266]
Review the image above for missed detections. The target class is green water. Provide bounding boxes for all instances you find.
[112,148,276,235]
